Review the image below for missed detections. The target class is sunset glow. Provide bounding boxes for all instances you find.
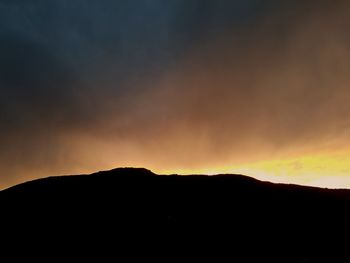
[150,150,350,189]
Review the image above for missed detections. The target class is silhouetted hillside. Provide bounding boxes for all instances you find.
[1,168,350,262]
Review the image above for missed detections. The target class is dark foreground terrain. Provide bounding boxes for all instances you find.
[1,168,350,261]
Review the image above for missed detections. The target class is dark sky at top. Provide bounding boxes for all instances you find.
[0,0,274,131]
[1,0,350,188]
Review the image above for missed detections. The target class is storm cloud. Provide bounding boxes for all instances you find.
[1,0,350,188]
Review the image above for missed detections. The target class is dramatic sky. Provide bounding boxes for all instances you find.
[2,0,350,189]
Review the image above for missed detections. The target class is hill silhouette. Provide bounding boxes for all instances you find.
[1,167,350,262]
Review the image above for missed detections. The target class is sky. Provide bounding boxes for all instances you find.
[1,0,350,189]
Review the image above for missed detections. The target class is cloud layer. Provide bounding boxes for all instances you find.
[1,1,350,188]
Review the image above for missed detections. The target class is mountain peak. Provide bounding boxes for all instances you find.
[1,167,350,261]
[105,167,155,174]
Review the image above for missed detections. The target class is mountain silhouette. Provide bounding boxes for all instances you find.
[1,167,349,262]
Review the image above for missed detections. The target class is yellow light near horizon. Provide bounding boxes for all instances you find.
[156,151,350,189]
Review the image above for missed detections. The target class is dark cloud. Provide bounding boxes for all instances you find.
[1,0,350,188]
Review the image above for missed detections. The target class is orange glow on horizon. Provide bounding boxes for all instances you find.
[155,151,350,189]
[3,131,350,190]
[3,148,350,190]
